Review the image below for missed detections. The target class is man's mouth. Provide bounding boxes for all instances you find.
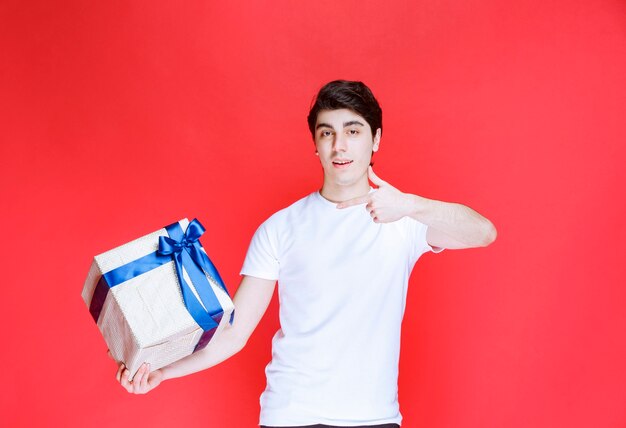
[332,160,353,166]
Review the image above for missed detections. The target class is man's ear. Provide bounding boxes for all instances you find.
[372,128,381,152]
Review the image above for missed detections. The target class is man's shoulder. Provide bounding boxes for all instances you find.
[261,191,318,228]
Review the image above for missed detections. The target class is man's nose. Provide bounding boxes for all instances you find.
[333,134,348,152]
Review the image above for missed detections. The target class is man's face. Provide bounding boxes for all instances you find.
[314,108,381,189]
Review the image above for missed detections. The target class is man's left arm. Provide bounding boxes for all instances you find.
[410,195,496,250]
[337,167,497,250]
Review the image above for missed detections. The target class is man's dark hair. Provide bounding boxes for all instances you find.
[307,80,383,139]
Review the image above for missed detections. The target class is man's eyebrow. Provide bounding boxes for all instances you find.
[316,122,334,130]
[315,120,365,130]
[343,120,364,127]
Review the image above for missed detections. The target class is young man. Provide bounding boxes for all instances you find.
[117,80,497,427]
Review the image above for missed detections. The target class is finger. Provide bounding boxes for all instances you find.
[336,195,370,209]
[368,166,387,186]
[116,363,125,383]
[140,363,150,390]
[133,363,146,386]
[121,368,133,392]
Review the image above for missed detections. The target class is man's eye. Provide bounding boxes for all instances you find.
[348,129,359,135]
[320,130,332,137]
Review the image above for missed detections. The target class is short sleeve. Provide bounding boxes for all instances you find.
[406,218,444,264]
[240,221,280,280]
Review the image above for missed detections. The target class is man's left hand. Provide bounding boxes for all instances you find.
[336,167,414,223]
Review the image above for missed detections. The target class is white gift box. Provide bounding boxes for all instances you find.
[82,218,234,379]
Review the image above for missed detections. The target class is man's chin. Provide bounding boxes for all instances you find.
[327,176,366,189]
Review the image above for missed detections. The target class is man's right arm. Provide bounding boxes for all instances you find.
[117,275,276,394]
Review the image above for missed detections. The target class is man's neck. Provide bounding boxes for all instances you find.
[319,179,371,203]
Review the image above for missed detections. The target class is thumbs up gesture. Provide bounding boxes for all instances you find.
[337,166,415,223]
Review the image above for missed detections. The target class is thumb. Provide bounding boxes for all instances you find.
[368,166,386,187]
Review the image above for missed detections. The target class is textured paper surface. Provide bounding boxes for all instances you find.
[82,219,234,379]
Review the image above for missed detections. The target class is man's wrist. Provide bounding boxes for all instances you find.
[159,365,173,381]
[406,193,429,219]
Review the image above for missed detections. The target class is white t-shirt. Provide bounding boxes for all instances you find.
[241,191,439,427]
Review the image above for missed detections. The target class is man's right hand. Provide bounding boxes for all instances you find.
[110,275,276,393]
[116,362,163,394]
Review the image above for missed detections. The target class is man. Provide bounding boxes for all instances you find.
[116,80,497,427]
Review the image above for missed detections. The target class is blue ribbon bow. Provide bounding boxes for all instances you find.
[157,219,227,333]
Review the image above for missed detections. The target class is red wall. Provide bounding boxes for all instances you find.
[1,1,625,427]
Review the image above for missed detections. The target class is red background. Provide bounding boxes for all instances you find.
[1,1,625,427]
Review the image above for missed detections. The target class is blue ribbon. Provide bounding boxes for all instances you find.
[89,219,231,352]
